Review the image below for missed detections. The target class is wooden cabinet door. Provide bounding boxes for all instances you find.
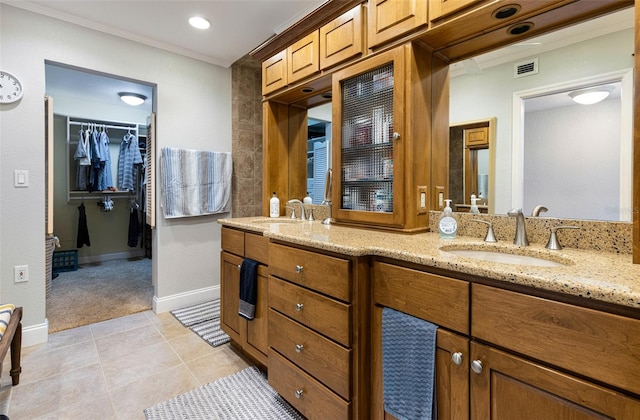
[371,305,470,420]
[245,268,269,358]
[430,0,480,21]
[367,0,427,48]
[262,49,287,95]
[320,5,364,70]
[464,126,488,148]
[470,342,640,419]
[220,251,242,342]
[287,30,320,84]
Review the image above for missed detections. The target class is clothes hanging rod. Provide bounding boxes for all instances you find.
[67,121,138,131]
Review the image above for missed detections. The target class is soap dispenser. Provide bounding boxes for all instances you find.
[269,192,280,218]
[469,194,480,215]
[438,199,458,239]
[303,192,312,204]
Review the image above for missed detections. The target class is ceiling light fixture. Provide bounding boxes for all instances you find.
[118,92,147,106]
[189,16,211,30]
[568,86,613,105]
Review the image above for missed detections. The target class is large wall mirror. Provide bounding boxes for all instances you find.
[449,7,633,221]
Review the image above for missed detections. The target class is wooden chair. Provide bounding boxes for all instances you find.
[0,307,22,386]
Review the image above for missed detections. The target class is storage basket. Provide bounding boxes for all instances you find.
[52,250,78,273]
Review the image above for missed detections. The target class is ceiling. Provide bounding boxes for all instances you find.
[7,0,327,68]
[9,1,634,112]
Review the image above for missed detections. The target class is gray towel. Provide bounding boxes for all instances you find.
[382,307,438,420]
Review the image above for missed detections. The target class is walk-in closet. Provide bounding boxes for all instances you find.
[45,62,155,332]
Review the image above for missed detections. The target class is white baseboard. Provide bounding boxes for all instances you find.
[22,319,50,347]
[78,250,145,265]
[153,285,220,313]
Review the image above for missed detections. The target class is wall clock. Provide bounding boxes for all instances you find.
[0,70,24,104]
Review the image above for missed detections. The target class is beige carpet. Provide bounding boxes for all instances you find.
[46,257,153,333]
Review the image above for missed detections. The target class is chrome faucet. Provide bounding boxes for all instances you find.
[531,205,548,217]
[507,208,529,246]
[286,199,307,221]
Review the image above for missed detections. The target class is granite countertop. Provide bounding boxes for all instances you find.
[219,217,640,309]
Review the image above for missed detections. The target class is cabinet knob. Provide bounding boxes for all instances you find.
[295,389,304,399]
[295,265,304,273]
[295,303,304,312]
[393,132,400,140]
[451,352,463,365]
[236,264,241,271]
[471,360,483,374]
[295,344,304,353]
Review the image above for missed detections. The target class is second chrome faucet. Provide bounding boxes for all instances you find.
[507,208,529,246]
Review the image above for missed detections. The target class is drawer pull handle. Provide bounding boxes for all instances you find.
[295,344,304,353]
[295,265,304,273]
[451,352,463,365]
[236,264,241,271]
[295,303,304,312]
[471,360,483,374]
[295,389,304,399]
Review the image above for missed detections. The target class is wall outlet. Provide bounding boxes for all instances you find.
[14,265,28,283]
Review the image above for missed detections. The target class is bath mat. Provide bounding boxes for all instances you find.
[144,366,303,419]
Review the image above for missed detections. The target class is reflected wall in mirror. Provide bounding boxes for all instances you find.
[307,101,332,204]
[449,7,633,221]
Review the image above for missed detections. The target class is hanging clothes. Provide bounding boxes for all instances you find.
[98,129,114,190]
[118,131,143,191]
[76,203,91,248]
[128,208,140,247]
[73,129,92,190]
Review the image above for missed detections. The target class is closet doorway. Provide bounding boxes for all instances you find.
[44,62,156,333]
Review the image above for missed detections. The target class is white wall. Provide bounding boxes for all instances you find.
[0,4,231,345]
[450,28,633,215]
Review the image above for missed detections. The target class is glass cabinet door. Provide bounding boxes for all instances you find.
[333,47,405,227]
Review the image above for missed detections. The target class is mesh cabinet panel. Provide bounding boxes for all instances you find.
[340,62,394,213]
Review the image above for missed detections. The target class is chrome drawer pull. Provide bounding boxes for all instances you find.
[295,344,304,353]
[236,264,241,271]
[471,360,483,374]
[451,352,463,366]
[295,303,304,312]
[295,389,304,399]
[295,265,304,273]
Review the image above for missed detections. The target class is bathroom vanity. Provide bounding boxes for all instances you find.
[219,217,640,419]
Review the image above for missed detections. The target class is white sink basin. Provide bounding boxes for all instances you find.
[443,249,569,267]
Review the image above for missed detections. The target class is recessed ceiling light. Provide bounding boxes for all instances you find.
[189,16,211,30]
[118,92,147,106]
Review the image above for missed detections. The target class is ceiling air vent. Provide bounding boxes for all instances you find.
[514,58,538,78]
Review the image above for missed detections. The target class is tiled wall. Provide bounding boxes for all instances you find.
[231,55,263,217]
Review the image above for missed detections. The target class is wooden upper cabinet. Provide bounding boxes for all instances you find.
[287,30,320,84]
[320,5,364,70]
[367,0,428,49]
[262,50,288,95]
[430,0,481,22]
[464,126,488,148]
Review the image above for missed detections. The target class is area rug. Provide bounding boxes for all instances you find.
[144,366,303,420]
[171,299,230,347]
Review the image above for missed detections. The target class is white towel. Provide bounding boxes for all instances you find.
[161,147,232,218]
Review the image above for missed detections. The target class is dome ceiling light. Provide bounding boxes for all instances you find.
[569,86,613,105]
[118,92,147,106]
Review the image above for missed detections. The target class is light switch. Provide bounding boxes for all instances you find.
[14,170,29,188]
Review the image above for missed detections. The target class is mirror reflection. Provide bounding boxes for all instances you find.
[307,102,332,204]
[449,7,633,221]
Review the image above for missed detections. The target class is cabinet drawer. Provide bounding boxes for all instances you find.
[269,276,351,346]
[269,309,351,399]
[373,261,470,334]
[221,226,244,256]
[269,243,351,302]
[245,232,269,265]
[320,5,364,70]
[269,350,351,420]
[472,284,640,396]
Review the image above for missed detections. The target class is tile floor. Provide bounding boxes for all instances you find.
[0,310,252,419]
